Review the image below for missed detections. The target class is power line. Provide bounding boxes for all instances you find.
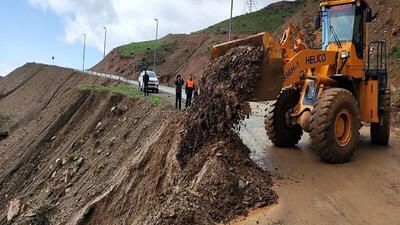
[243,0,258,14]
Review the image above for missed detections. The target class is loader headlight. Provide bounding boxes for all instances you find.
[341,51,350,59]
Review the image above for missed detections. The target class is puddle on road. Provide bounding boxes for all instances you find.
[239,102,271,171]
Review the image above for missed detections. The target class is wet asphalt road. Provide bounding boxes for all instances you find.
[234,102,400,225]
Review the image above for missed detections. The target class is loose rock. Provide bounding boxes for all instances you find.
[7,198,21,221]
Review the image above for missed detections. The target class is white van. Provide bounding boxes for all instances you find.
[138,71,159,93]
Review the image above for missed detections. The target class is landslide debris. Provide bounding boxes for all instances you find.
[161,45,277,224]
[69,46,277,225]
[178,46,263,163]
[1,47,276,225]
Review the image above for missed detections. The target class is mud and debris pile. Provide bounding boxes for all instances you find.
[79,46,277,225]
[153,139,278,224]
[178,46,263,163]
[150,45,277,224]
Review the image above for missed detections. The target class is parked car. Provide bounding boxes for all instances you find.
[138,71,159,93]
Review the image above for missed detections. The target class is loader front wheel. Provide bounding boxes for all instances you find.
[310,88,360,163]
[265,87,303,148]
[371,88,391,145]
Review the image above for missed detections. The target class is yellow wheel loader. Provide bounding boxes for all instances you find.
[211,0,390,163]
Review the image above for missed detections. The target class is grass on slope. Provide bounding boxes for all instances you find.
[78,85,162,104]
[390,45,400,59]
[393,91,400,102]
[118,39,177,58]
[202,0,306,34]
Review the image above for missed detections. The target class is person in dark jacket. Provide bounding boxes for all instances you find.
[175,74,184,110]
[143,71,150,96]
[185,75,195,107]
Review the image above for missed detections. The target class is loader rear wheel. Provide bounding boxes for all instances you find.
[265,87,302,148]
[310,88,360,163]
[371,88,391,145]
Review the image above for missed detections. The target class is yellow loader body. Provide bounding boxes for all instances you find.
[211,0,389,163]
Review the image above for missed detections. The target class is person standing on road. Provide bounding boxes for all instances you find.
[185,75,195,107]
[143,70,150,96]
[175,74,184,110]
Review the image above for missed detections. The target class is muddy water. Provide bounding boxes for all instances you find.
[236,102,400,225]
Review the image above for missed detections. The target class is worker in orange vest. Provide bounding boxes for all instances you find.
[185,75,195,107]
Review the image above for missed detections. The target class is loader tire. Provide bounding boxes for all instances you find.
[371,88,391,145]
[265,87,302,148]
[310,88,360,163]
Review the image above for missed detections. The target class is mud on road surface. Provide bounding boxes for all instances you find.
[233,102,400,225]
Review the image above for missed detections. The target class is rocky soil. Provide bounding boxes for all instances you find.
[0,45,277,225]
[76,46,277,225]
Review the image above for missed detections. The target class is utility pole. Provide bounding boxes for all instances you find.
[228,0,234,41]
[154,19,159,72]
[82,33,86,71]
[103,26,107,73]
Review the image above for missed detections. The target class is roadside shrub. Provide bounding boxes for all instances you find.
[390,45,400,59]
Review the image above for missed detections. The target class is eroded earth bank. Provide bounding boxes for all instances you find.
[0,46,277,225]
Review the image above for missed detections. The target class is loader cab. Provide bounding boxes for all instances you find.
[316,0,371,59]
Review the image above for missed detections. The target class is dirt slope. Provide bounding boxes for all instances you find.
[79,46,277,225]
[1,47,277,225]
[0,63,45,99]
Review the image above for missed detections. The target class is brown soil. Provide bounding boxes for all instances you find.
[75,46,277,225]
[393,99,400,128]
[1,48,276,225]
[178,46,264,163]
[0,63,45,99]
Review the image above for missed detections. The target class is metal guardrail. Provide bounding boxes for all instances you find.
[74,69,139,85]
[76,69,186,99]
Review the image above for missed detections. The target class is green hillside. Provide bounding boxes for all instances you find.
[116,1,306,58]
[118,39,177,58]
[202,0,306,34]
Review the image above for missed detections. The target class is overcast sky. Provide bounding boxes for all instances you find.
[0,0,282,76]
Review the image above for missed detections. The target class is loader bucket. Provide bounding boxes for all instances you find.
[211,32,284,101]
